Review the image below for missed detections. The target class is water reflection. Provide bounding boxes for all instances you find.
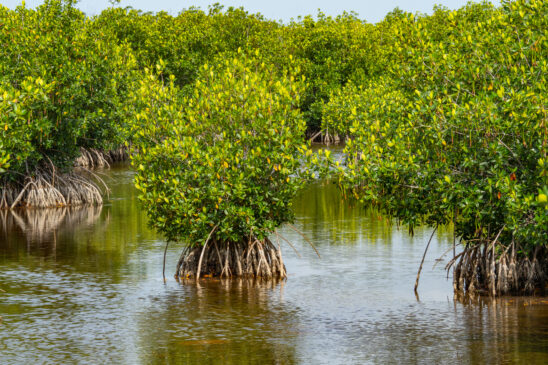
[1,164,548,364]
[453,296,548,364]
[0,206,102,246]
[0,167,157,275]
[292,180,393,245]
[137,279,298,364]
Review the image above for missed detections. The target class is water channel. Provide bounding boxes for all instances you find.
[1,162,548,364]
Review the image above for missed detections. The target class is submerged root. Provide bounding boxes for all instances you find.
[1,167,105,209]
[176,237,287,280]
[447,243,548,297]
[74,146,129,168]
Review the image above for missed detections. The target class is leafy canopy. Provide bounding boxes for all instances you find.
[0,0,137,180]
[131,52,313,244]
[324,0,548,248]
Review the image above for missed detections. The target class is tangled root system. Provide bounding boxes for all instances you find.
[177,237,287,280]
[74,146,129,168]
[309,130,342,145]
[447,242,548,296]
[1,166,105,209]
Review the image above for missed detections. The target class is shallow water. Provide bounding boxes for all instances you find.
[1,165,548,364]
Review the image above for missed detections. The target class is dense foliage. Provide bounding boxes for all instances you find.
[2,0,547,287]
[0,0,137,180]
[0,0,394,183]
[280,13,379,132]
[92,6,379,133]
[93,6,282,92]
[131,53,311,245]
[324,0,547,293]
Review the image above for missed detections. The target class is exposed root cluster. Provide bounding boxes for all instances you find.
[309,130,342,145]
[1,168,104,209]
[74,146,129,168]
[176,237,287,279]
[448,243,548,296]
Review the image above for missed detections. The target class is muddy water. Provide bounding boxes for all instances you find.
[1,166,548,364]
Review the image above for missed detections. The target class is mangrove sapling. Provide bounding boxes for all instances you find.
[132,52,317,279]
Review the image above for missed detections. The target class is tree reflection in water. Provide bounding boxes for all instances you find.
[136,278,299,364]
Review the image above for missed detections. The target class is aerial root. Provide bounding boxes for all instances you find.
[1,166,105,209]
[308,130,342,145]
[447,242,548,296]
[177,237,286,280]
[74,146,130,168]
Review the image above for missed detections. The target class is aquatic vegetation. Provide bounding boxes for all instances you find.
[324,0,548,295]
[131,53,313,278]
[93,6,378,136]
[0,0,137,208]
[2,0,546,294]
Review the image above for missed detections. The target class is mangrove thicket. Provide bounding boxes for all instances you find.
[1,0,547,294]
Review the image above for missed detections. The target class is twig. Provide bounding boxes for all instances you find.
[433,240,464,269]
[287,223,320,258]
[274,230,301,258]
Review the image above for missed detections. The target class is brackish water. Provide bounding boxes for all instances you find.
[1,165,548,364]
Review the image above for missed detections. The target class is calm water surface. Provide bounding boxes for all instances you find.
[1,163,548,364]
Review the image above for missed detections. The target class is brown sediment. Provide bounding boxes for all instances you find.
[0,166,105,209]
[447,240,548,297]
[74,146,130,168]
[176,237,287,280]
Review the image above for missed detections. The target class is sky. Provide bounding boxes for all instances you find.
[0,0,480,23]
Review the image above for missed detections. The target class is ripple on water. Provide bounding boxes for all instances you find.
[1,165,548,364]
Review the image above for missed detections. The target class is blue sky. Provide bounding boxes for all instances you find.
[2,0,482,23]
